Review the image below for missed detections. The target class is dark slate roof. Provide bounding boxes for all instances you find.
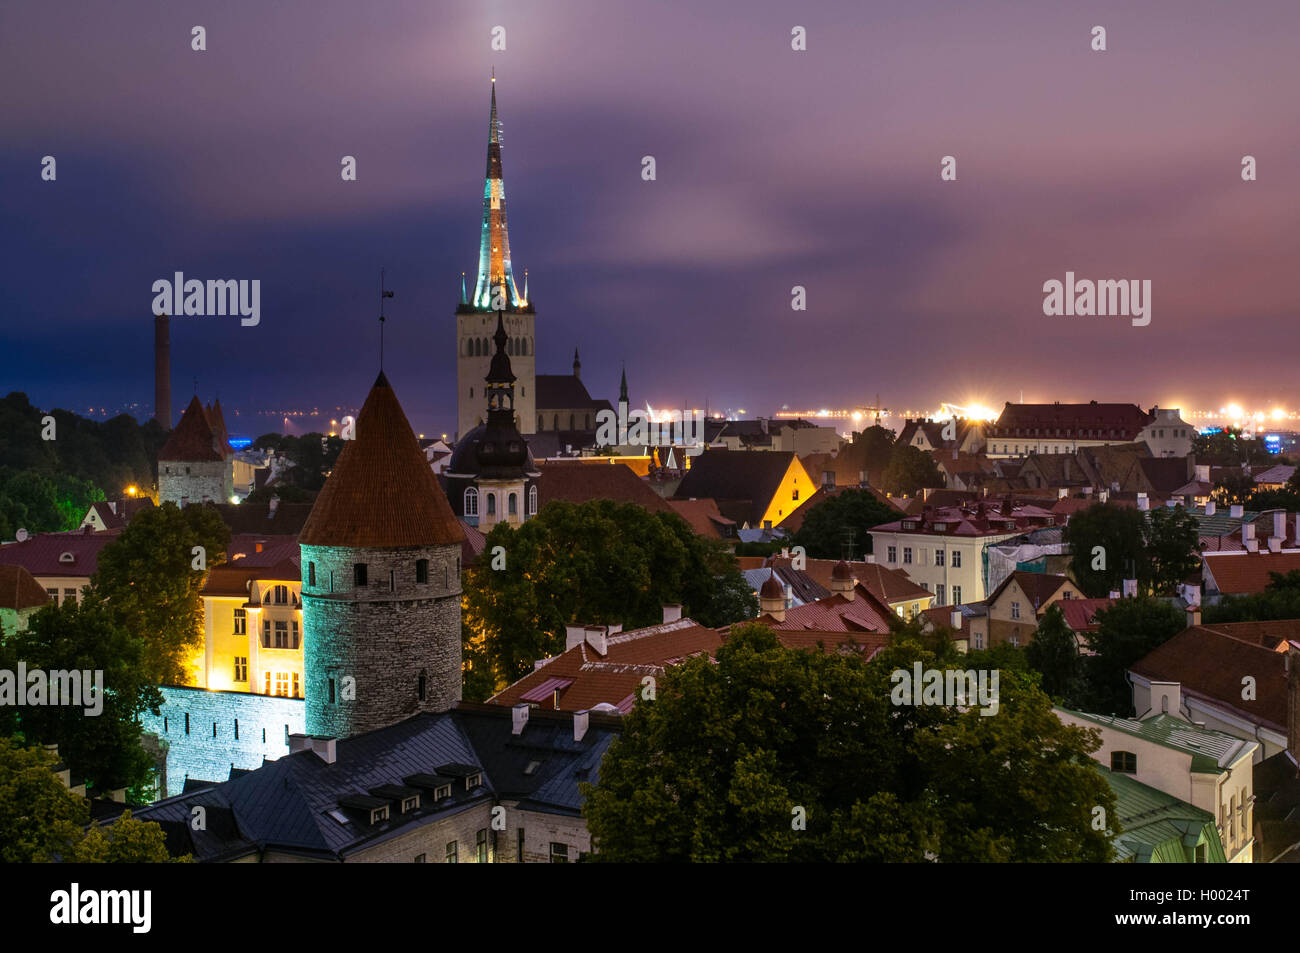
[673,450,799,527]
[535,375,609,411]
[209,502,315,537]
[131,705,620,861]
[535,461,676,515]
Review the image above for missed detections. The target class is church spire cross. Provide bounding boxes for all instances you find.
[473,71,522,310]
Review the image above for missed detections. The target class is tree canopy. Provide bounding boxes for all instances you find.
[881,443,944,497]
[462,500,757,696]
[1076,597,1186,716]
[91,501,231,685]
[0,739,180,862]
[583,621,1115,861]
[791,488,900,559]
[1065,501,1200,597]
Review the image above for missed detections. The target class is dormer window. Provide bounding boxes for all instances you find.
[59,552,74,564]
[371,806,389,824]
[466,773,482,790]
[435,784,452,800]
[1111,751,1137,774]
[402,796,419,813]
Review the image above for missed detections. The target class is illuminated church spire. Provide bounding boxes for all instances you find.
[472,71,523,309]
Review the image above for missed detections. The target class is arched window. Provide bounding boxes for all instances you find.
[482,337,489,355]
[585,414,591,429]
[486,493,496,516]
[508,492,518,516]
[538,416,544,431]
[307,562,316,587]
[415,558,428,584]
[553,415,559,430]
[464,487,478,516]
[521,338,528,356]
[528,485,538,516]
[354,563,368,587]
[507,338,514,356]
[569,414,576,430]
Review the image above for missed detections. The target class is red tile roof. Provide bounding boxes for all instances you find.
[1203,551,1300,595]
[536,460,676,515]
[1130,622,1296,732]
[987,572,1074,610]
[1056,597,1115,632]
[990,402,1151,441]
[667,498,736,538]
[756,583,897,634]
[202,560,300,597]
[0,529,121,578]
[159,395,230,462]
[0,564,51,610]
[763,556,930,605]
[299,373,465,548]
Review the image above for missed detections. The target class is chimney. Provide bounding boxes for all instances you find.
[1165,498,1177,509]
[1246,538,1259,553]
[1122,578,1138,598]
[154,313,171,428]
[573,710,590,743]
[1242,523,1256,542]
[289,734,337,764]
[1136,493,1149,511]
[1205,500,1216,516]
[858,470,868,487]
[1269,536,1283,553]
[565,624,587,650]
[1099,489,1109,503]
[585,626,607,657]
[1058,488,1068,499]
[1230,504,1244,519]
[1196,463,1209,483]
[512,703,529,735]
[1274,511,1287,540]
[662,603,682,624]
[1186,606,1202,628]
[950,609,963,629]
[268,496,279,518]
[1083,486,1093,496]
[1151,680,1183,717]
[1109,590,1121,599]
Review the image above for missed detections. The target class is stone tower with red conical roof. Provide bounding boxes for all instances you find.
[299,372,467,737]
[158,394,234,506]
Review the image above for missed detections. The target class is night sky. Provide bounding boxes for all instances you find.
[3,0,1299,438]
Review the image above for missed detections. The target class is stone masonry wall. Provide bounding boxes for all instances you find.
[141,685,304,798]
[302,542,462,738]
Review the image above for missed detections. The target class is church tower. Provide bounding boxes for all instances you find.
[456,73,536,440]
[299,372,467,738]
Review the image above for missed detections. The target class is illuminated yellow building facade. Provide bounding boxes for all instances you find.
[189,560,304,697]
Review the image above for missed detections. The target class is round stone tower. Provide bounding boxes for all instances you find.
[299,371,467,738]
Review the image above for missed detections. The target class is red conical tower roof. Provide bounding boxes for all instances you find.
[300,373,466,548]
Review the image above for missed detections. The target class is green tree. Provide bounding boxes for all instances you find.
[792,488,899,559]
[1064,503,1149,597]
[70,810,186,863]
[1024,604,1082,703]
[1077,597,1185,716]
[1213,472,1256,505]
[1204,570,1300,624]
[0,598,162,794]
[881,444,943,497]
[1146,505,1201,595]
[0,740,180,862]
[583,622,1114,862]
[463,500,756,691]
[91,501,230,685]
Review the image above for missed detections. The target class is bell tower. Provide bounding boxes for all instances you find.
[456,72,536,440]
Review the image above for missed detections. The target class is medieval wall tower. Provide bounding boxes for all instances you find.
[300,372,467,738]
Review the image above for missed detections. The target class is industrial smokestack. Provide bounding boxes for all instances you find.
[154,312,171,428]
